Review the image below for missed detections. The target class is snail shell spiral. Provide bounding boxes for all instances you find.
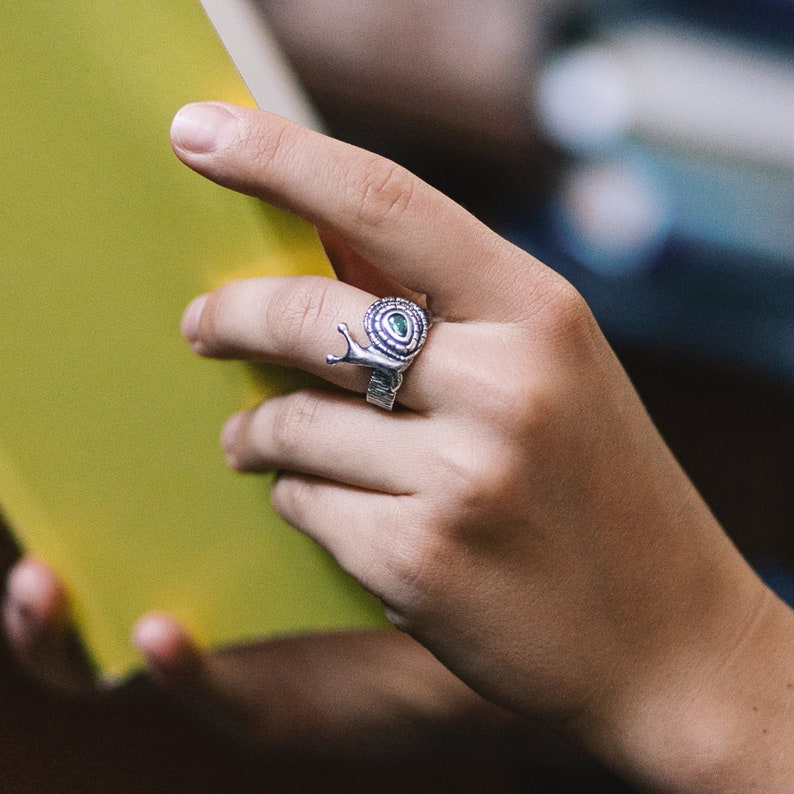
[364,297,429,362]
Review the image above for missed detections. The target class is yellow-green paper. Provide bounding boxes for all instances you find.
[0,1,384,677]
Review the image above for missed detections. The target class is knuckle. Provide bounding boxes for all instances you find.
[535,277,599,351]
[384,516,442,609]
[436,439,513,512]
[382,450,516,610]
[265,277,332,355]
[473,373,530,430]
[269,391,320,456]
[242,116,292,179]
[347,155,416,228]
[455,350,535,431]
[478,369,560,447]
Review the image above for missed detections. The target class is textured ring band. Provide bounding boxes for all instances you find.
[326,297,430,410]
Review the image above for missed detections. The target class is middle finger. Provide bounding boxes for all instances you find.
[222,389,423,495]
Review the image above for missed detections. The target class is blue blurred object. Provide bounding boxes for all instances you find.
[505,215,794,388]
[513,0,794,388]
[642,0,794,49]
[756,562,794,609]
[552,146,794,269]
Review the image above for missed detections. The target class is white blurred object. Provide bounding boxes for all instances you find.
[199,0,325,130]
[536,24,794,170]
[555,157,671,276]
[555,148,794,275]
[536,47,631,154]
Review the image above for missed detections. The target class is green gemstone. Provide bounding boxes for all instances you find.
[389,312,409,338]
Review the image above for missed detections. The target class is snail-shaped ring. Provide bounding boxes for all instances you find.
[326,297,430,410]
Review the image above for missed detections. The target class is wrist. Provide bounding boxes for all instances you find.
[581,574,794,792]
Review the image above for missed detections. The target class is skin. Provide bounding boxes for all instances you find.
[5,102,794,791]
[3,558,586,779]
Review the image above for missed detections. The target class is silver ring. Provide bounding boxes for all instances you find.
[326,297,430,410]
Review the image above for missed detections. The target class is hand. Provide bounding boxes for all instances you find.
[2,556,544,768]
[171,102,794,790]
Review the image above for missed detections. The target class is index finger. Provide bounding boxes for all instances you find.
[170,102,551,322]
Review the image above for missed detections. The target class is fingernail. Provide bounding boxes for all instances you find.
[133,613,200,678]
[220,412,244,453]
[3,564,45,639]
[171,103,236,153]
[3,598,34,641]
[132,616,172,678]
[132,615,167,654]
[181,294,208,342]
